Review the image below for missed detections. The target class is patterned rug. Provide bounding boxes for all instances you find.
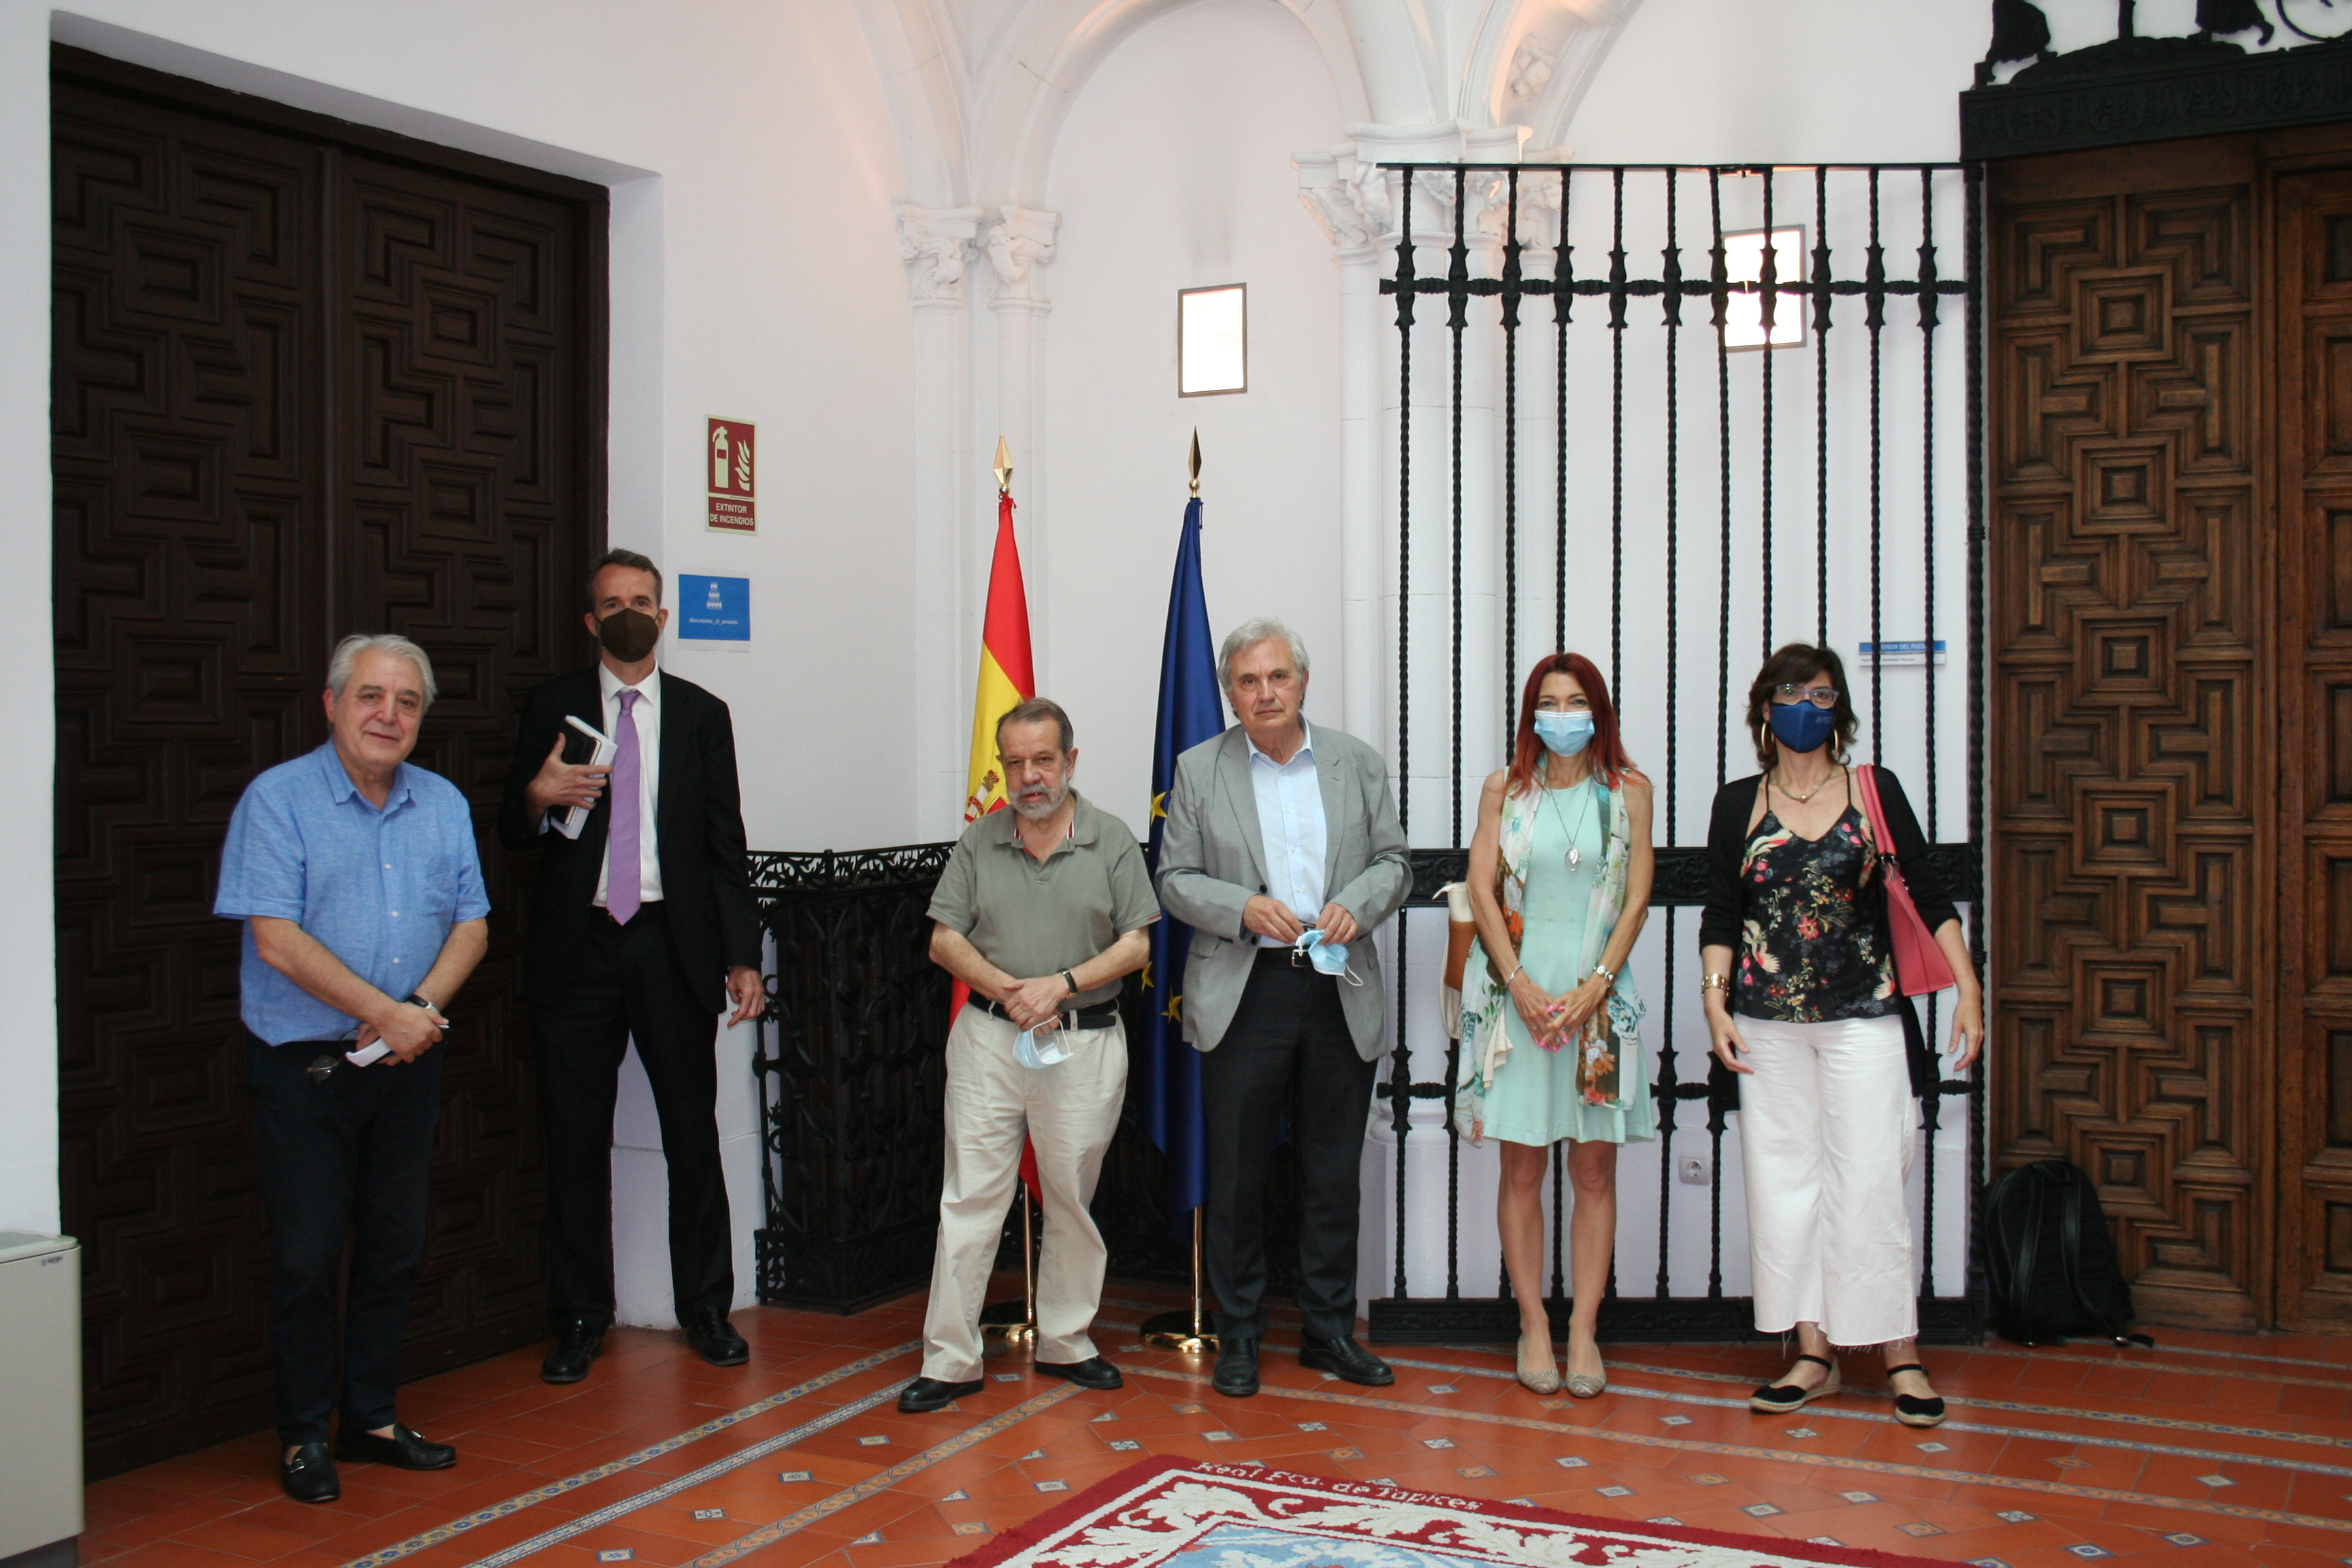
[947,1457,1949,1568]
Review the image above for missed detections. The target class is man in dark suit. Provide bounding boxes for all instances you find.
[500,549,766,1382]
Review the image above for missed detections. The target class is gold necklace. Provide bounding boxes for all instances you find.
[1774,767,1834,805]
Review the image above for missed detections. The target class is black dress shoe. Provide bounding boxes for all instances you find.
[1034,1356,1123,1390]
[542,1319,604,1384]
[898,1375,984,1412]
[335,1422,457,1471]
[281,1441,340,1504]
[1299,1334,1394,1386]
[685,1306,749,1367]
[1213,1335,1260,1398]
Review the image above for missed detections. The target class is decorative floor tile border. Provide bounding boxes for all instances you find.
[335,1340,921,1568]
[1114,1366,2352,1535]
[684,1383,1083,1566]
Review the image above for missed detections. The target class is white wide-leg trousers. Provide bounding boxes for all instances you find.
[1735,1013,1919,1348]
[920,1006,1127,1383]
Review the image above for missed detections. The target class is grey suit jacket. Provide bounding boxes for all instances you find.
[1156,722,1411,1060]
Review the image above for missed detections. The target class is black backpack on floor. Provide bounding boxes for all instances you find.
[1982,1158,2148,1347]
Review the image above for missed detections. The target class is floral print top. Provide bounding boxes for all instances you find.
[1733,805,1899,1023]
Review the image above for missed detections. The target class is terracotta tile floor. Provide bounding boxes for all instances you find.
[79,1279,2352,1567]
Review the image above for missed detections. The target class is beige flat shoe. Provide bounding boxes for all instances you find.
[1565,1339,1607,1398]
[1516,1331,1561,1394]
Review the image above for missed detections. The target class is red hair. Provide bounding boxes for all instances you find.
[1504,653,1634,797]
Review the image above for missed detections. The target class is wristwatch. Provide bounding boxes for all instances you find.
[1061,970,1079,996]
[404,992,437,1012]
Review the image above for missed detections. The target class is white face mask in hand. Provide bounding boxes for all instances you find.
[1294,927,1364,987]
[1013,1021,1073,1070]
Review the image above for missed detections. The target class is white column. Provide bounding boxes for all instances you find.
[984,206,1059,687]
[1296,147,1388,745]
[898,204,983,838]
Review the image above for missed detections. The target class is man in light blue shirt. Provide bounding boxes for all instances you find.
[214,634,489,1504]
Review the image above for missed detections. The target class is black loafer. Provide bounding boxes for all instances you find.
[335,1422,456,1471]
[685,1306,750,1367]
[1299,1334,1393,1386]
[542,1319,604,1384]
[898,1375,983,1413]
[1034,1356,1123,1390]
[1213,1335,1260,1398]
[281,1441,340,1504]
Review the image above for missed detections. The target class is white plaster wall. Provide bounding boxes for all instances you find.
[1563,0,1982,166]
[1040,0,1347,821]
[2,3,917,1308]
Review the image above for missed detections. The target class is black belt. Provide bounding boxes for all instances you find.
[975,995,1121,1030]
[1254,944,1330,970]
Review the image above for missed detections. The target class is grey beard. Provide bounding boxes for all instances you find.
[1011,783,1067,821]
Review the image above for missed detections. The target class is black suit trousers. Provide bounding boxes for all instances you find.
[248,1034,442,1446]
[537,902,732,1329]
[1199,955,1377,1341]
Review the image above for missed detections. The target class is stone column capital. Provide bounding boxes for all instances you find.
[894,203,985,308]
[984,206,1061,309]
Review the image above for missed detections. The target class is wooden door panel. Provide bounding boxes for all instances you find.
[2274,167,2352,1331]
[333,152,586,1359]
[52,82,331,1470]
[1990,165,2272,1328]
[53,50,603,1473]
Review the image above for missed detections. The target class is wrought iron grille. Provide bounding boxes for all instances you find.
[1369,161,1988,1344]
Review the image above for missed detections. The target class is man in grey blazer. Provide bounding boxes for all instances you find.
[1158,619,1411,1398]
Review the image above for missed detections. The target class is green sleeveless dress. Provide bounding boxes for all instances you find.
[1478,779,1657,1148]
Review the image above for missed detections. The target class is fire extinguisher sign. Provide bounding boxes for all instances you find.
[706,418,755,533]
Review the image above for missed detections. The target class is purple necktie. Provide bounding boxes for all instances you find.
[608,689,642,924]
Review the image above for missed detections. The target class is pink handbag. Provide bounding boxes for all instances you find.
[1855,764,1957,997]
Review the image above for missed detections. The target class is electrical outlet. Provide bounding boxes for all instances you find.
[1677,1154,1712,1186]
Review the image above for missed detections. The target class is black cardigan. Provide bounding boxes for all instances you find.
[1697,766,1959,954]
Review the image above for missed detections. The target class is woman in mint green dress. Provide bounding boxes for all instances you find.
[1455,653,1656,1397]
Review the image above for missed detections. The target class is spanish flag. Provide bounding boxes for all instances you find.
[957,478,1042,1203]
[963,489,1034,822]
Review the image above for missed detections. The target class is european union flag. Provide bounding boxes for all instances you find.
[1139,497,1223,1225]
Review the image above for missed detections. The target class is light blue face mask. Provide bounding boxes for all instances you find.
[1294,927,1364,986]
[1013,1023,1073,1070]
[1533,709,1595,755]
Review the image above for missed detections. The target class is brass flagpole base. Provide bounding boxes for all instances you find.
[1141,1207,1218,1353]
[979,1186,1039,1343]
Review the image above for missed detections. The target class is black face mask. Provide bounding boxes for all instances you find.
[596,608,659,662]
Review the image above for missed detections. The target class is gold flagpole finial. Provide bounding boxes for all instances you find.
[994,435,1013,495]
[1188,429,1202,497]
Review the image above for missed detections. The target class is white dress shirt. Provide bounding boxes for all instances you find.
[1247,719,1326,945]
[593,663,665,909]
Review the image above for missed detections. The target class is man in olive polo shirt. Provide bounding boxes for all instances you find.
[901,697,1158,1413]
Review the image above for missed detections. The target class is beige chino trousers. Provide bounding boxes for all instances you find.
[919,1005,1128,1383]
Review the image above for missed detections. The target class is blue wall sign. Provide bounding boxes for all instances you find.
[678,574,750,642]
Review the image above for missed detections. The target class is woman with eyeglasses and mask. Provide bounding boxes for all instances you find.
[1699,643,1982,1428]
[1456,653,1655,1398]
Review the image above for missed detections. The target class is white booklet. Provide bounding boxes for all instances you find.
[553,713,617,840]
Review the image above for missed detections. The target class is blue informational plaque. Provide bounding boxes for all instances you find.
[677,574,750,642]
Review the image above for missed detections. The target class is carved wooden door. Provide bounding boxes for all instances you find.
[2276,165,2352,1333]
[1991,125,2352,1333]
[52,49,604,1475]
[1989,138,2275,1330]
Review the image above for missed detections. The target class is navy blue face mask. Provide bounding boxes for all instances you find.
[1767,700,1837,755]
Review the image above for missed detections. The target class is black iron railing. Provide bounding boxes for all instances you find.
[1372,160,1987,1344]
